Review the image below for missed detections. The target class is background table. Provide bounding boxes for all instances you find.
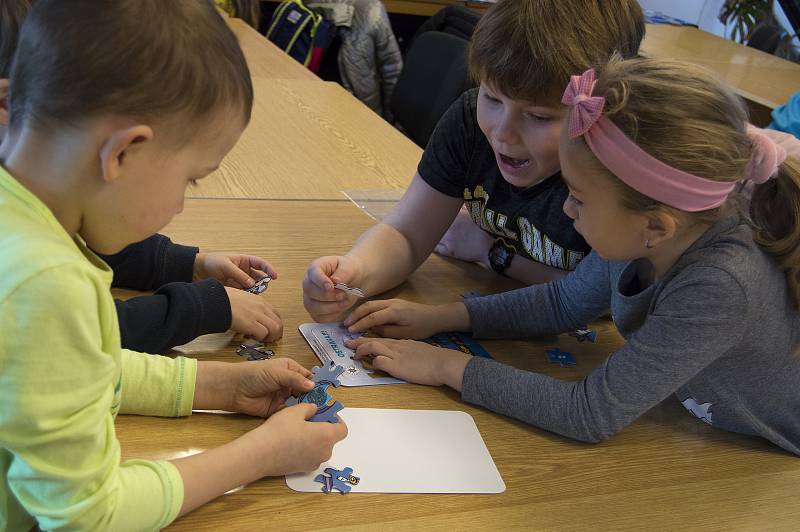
[190,78,421,200]
[115,198,800,531]
[641,23,800,125]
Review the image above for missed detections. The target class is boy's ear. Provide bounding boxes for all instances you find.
[643,210,678,247]
[0,78,10,126]
[98,125,153,183]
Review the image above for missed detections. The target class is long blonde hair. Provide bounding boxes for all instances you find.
[592,56,800,307]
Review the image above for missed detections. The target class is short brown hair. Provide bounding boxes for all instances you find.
[589,55,800,308]
[9,0,253,140]
[469,0,645,104]
[0,0,30,78]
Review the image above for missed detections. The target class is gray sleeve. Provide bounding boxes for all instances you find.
[463,252,612,338]
[462,266,748,442]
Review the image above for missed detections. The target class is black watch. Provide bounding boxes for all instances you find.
[488,238,516,275]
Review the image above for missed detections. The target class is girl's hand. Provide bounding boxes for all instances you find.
[303,255,363,322]
[253,403,348,477]
[343,299,440,339]
[194,252,278,289]
[344,337,470,391]
[225,287,284,342]
[435,206,494,267]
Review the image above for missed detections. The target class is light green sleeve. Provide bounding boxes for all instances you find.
[119,350,197,417]
[0,264,183,530]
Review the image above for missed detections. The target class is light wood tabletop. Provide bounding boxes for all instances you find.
[227,17,319,81]
[115,198,800,531]
[190,77,421,200]
[642,23,800,123]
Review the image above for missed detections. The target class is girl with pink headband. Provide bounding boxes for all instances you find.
[342,56,800,455]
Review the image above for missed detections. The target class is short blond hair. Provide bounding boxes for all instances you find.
[469,0,645,104]
[590,56,800,308]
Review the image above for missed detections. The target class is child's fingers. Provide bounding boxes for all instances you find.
[272,368,314,394]
[346,306,396,333]
[225,263,256,288]
[282,358,313,379]
[306,261,337,293]
[343,300,389,327]
[370,354,401,377]
[351,339,396,360]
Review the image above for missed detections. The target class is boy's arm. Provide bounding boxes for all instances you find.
[98,233,198,290]
[1,266,185,530]
[115,279,231,353]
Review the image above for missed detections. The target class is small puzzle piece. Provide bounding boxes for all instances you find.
[236,343,275,361]
[334,282,365,298]
[285,382,333,407]
[314,466,358,494]
[245,275,271,294]
[309,400,343,423]
[546,347,576,368]
[311,362,345,387]
[568,328,598,343]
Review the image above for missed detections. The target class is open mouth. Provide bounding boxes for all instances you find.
[499,153,531,169]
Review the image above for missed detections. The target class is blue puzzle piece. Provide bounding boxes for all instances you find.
[286,382,333,407]
[546,348,576,367]
[314,466,358,494]
[309,401,344,423]
[311,362,345,387]
[245,275,271,294]
[568,328,598,343]
[236,343,274,361]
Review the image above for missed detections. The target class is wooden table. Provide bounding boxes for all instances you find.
[115,198,800,531]
[191,77,421,200]
[227,18,319,81]
[642,23,800,125]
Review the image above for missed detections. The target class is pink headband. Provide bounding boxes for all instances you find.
[562,69,788,212]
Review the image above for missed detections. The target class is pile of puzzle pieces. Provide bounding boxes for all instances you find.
[314,466,360,494]
[286,361,346,423]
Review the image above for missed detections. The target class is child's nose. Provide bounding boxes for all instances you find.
[562,198,577,219]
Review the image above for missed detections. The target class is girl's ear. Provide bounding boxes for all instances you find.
[98,125,153,183]
[643,209,678,248]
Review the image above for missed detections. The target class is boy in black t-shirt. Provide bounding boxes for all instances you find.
[303,0,646,323]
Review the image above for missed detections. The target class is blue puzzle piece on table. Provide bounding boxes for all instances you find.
[310,400,344,423]
[286,362,345,409]
[546,348,576,367]
[314,466,358,494]
[236,343,275,361]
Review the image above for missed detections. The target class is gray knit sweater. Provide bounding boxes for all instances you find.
[461,216,800,455]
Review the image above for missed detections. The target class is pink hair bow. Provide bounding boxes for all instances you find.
[745,129,788,184]
[562,69,606,138]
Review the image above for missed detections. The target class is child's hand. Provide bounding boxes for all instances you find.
[303,255,363,322]
[435,206,495,266]
[254,403,348,477]
[229,358,315,417]
[194,252,278,289]
[345,337,471,391]
[343,299,442,339]
[225,287,284,341]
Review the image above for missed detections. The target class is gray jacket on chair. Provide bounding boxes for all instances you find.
[309,0,403,120]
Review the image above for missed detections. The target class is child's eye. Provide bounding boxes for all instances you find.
[524,112,549,122]
[483,93,501,104]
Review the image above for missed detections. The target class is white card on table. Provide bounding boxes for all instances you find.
[286,408,505,494]
[298,323,405,386]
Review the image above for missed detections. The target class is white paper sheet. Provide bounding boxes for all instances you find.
[298,323,406,386]
[286,408,505,494]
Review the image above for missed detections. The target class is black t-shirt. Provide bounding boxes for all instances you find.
[418,88,590,271]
